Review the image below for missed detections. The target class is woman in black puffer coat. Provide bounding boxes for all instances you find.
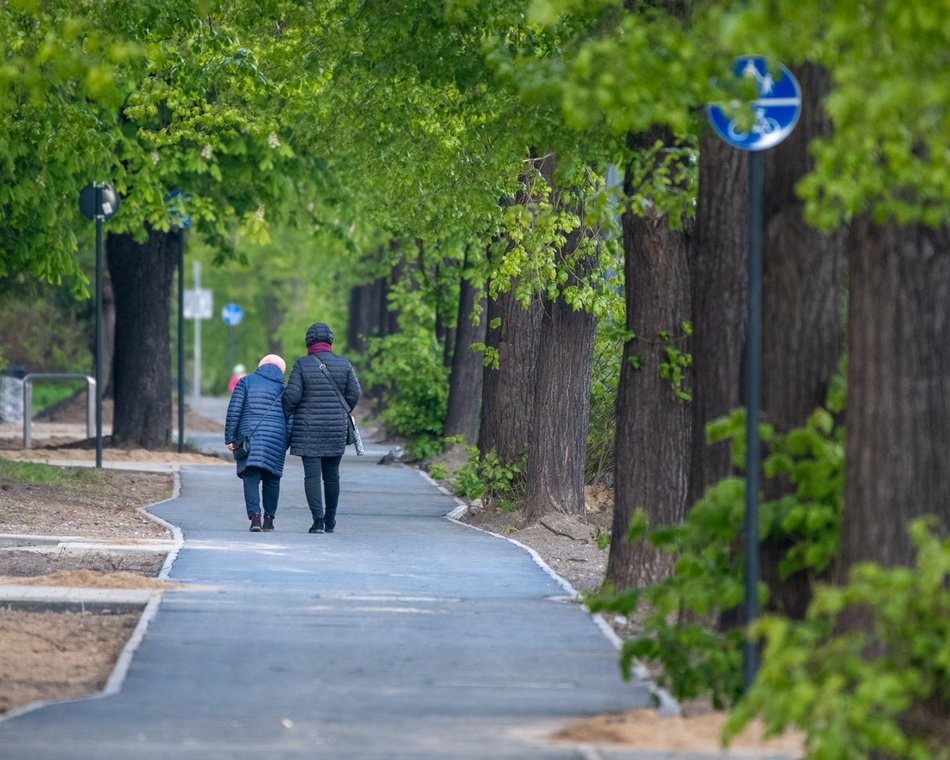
[282,322,361,534]
[225,354,291,532]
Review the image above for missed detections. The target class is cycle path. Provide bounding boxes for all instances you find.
[0,446,668,759]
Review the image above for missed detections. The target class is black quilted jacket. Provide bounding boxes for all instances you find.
[282,351,361,457]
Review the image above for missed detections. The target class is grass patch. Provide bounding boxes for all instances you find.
[0,458,106,488]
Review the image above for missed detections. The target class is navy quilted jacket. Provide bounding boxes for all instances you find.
[282,351,360,457]
[224,363,291,477]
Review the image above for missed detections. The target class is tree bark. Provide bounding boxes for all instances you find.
[107,228,176,448]
[263,291,286,357]
[478,284,542,466]
[444,253,486,445]
[346,277,388,354]
[608,143,693,588]
[839,219,950,575]
[762,64,845,432]
[523,233,598,522]
[688,136,747,508]
[760,63,847,618]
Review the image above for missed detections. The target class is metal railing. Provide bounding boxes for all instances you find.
[22,374,96,448]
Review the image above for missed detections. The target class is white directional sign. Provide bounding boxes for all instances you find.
[183,288,212,319]
[222,303,243,326]
[707,56,801,151]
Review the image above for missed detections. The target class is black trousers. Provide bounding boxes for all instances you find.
[301,455,342,527]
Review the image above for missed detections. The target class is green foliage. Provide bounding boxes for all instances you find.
[363,329,448,462]
[0,289,92,375]
[445,437,524,512]
[586,389,845,707]
[510,0,950,229]
[183,224,349,395]
[490,161,625,319]
[657,320,693,403]
[727,518,950,760]
[586,316,627,483]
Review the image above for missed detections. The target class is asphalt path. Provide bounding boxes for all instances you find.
[0,399,664,759]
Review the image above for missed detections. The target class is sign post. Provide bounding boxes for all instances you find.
[707,56,801,691]
[166,191,191,453]
[221,303,244,374]
[186,263,212,398]
[79,182,119,468]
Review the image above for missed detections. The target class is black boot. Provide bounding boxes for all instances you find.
[309,518,325,534]
[324,507,336,533]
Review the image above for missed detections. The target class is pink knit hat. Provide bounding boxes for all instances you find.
[258,354,286,374]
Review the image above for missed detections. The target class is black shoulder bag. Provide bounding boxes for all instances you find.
[315,356,365,456]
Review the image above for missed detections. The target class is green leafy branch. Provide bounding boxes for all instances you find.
[727,518,950,760]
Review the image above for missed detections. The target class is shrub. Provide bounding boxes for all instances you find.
[362,330,448,460]
[586,394,845,708]
[727,518,950,760]
[445,438,524,512]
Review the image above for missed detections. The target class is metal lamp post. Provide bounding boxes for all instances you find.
[166,191,192,453]
[79,182,120,468]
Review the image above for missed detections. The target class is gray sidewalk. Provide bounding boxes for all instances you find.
[0,400,797,759]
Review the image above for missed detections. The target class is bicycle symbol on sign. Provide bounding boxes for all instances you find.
[727,107,781,141]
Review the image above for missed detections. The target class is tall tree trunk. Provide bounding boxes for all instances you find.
[478,158,549,468]
[478,284,542,466]
[346,277,388,354]
[608,135,693,589]
[107,228,176,448]
[523,235,598,522]
[264,292,285,356]
[688,136,747,508]
[839,219,950,574]
[760,63,847,618]
[444,252,486,445]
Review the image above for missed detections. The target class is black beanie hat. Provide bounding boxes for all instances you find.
[305,322,333,346]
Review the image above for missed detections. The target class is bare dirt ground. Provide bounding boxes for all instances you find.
[0,405,802,755]
[0,400,222,718]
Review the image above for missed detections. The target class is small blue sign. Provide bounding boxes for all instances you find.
[165,190,192,230]
[222,303,243,326]
[707,57,801,151]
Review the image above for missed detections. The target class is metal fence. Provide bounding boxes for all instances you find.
[21,374,96,448]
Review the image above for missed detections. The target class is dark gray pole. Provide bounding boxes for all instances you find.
[178,228,186,453]
[94,185,104,469]
[742,149,764,690]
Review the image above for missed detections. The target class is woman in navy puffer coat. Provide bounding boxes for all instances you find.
[282,322,360,534]
[225,354,291,532]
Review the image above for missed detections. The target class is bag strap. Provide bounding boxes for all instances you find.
[314,354,352,414]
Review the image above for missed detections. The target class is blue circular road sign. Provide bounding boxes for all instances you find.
[165,190,192,229]
[222,303,243,326]
[707,56,801,151]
